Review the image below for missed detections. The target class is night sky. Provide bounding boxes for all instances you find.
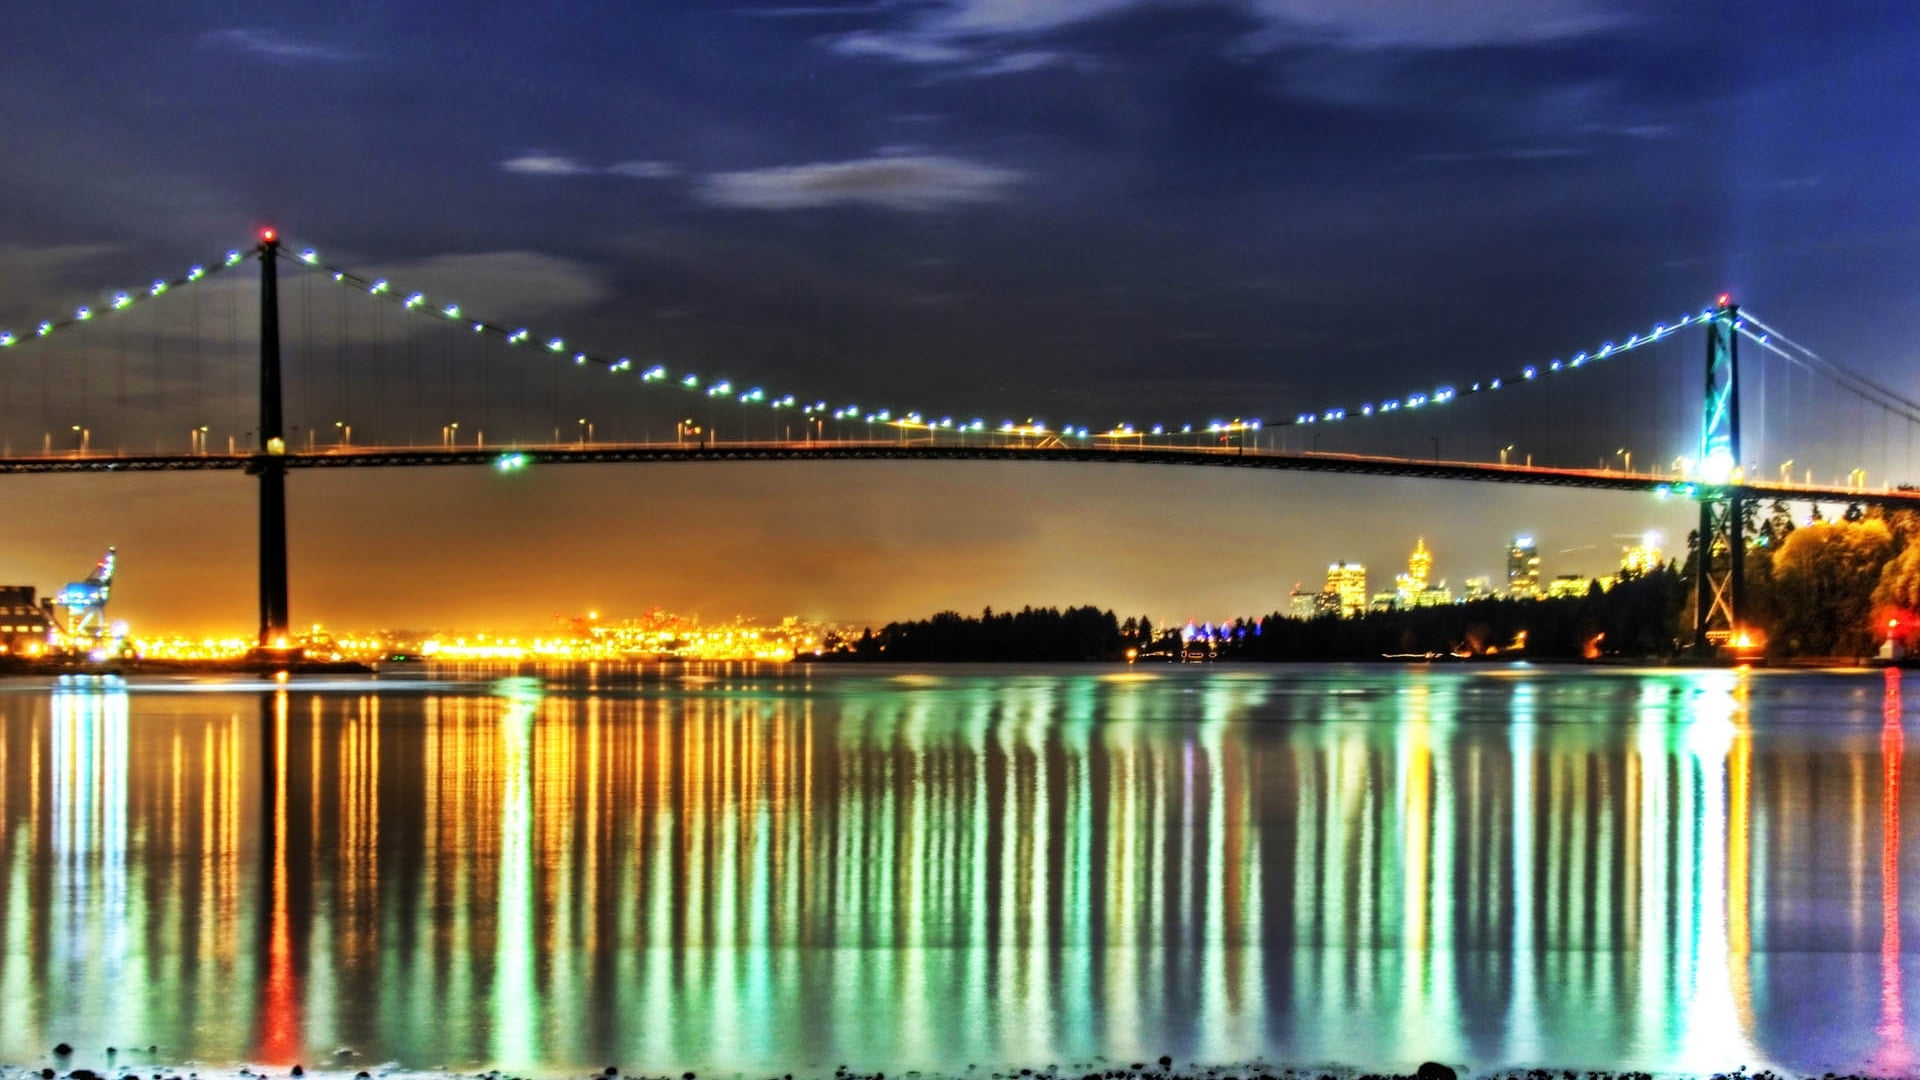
[3,0,1919,633]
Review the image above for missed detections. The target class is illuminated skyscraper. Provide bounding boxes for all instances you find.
[1508,536,1541,598]
[1396,537,1433,594]
[1394,537,1453,607]
[1288,584,1318,619]
[1324,562,1367,619]
[1620,530,1664,575]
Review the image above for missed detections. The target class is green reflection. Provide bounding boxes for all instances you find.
[0,667,1912,1075]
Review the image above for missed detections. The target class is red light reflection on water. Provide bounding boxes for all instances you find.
[255,692,302,1065]
[1878,669,1908,1075]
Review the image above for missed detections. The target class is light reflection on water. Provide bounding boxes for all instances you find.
[0,665,1915,1075]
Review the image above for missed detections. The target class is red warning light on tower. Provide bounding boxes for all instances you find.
[1716,292,1732,308]
[260,227,278,243]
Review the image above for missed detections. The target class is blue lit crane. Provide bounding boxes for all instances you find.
[54,547,117,655]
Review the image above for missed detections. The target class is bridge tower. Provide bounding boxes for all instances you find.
[254,230,291,649]
[1693,295,1744,655]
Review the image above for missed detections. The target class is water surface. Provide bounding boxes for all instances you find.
[0,664,1913,1076]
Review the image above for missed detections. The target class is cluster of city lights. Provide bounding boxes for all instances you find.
[133,635,261,661]
[0,249,247,354]
[286,234,1734,445]
[135,615,834,664]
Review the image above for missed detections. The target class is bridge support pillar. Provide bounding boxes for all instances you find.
[1692,297,1745,656]
[256,232,291,650]
[1693,491,1747,655]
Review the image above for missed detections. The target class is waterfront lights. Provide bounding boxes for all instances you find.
[495,452,529,472]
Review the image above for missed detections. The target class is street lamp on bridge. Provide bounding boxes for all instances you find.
[71,425,89,454]
[577,417,594,446]
[334,420,351,447]
[1779,459,1794,484]
[1616,447,1631,474]
[1500,444,1514,466]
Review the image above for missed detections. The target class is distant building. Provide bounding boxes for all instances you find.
[1508,536,1542,598]
[1406,584,1455,608]
[1463,576,1494,602]
[1620,531,1664,576]
[1315,587,1343,617]
[1370,591,1399,613]
[1395,537,1433,596]
[1289,584,1318,620]
[1546,574,1593,600]
[1325,562,1367,619]
[0,586,53,657]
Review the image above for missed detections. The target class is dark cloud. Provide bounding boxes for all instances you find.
[1238,0,1629,48]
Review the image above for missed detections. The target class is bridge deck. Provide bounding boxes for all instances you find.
[1,441,1912,507]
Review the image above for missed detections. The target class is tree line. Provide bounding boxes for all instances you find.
[828,574,1688,663]
[821,498,1920,663]
[1740,497,1920,658]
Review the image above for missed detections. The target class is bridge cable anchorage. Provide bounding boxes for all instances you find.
[273,241,1713,451]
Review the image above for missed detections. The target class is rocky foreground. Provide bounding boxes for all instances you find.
[0,1055,1906,1080]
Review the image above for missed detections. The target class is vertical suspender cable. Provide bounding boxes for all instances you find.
[444,319,454,442]
[191,276,202,445]
[230,275,240,427]
[302,264,313,448]
[409,309,422,439]
[78,308,89,438]
[474,317,483,443]
[375,303,384,443]
[114,307,126,451]
[152,287,164,450]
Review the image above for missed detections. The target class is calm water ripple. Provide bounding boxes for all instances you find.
[0,663,1914,1076]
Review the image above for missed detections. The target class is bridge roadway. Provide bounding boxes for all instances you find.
[3,439,1917,508]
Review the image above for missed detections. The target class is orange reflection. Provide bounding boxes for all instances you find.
[255,691,301,1065]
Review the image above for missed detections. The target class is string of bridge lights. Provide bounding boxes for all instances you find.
[0,248,251,351]
[291,234,1730,442]
[0,231,1733,445]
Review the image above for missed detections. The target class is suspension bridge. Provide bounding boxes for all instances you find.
[5,229,1920,655]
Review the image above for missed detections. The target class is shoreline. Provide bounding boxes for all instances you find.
[0,657,374,677]
[0,654,1906,678]
[0,1062,1897,1080]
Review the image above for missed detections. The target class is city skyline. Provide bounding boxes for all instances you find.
[4,474,1692,635]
